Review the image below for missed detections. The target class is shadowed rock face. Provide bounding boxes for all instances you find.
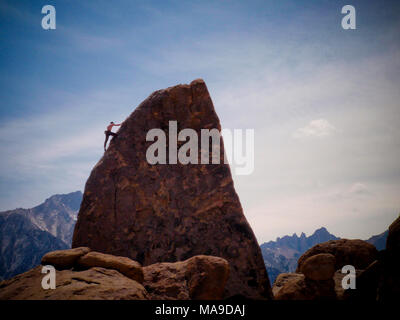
[380,215,400,301]
[72,79,271,299]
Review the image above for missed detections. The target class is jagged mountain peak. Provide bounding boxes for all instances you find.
[313,227,329,234]
[40,191,82,211]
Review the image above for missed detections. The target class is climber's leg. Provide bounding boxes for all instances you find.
[104,131,110,151]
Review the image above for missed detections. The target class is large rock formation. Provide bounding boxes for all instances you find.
[72,79,271,299]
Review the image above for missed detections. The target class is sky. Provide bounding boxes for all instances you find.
[0,0,399,243]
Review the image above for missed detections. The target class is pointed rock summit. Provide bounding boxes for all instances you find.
[72,79,271,299]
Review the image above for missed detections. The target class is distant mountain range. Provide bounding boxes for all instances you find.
[365,230,388,251]
[0,191,389,283]
[260,227,388,284]
[0,191,82,280]
[260,227,340,284]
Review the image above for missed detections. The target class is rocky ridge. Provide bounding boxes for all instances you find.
[0,191,82,280]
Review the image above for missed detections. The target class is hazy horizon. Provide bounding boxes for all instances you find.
[0,188,391,244]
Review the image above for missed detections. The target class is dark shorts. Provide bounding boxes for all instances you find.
[105,130,117,137]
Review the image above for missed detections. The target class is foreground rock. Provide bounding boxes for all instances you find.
[41,247,91,269]
[272,273,336,300]
[0,266,148,300]
[77,251,143,283]
[143,255,229,300]
[297,239,378,272]
[274,229,400,300]
[72,79,271,299]
[274,239,376,300]
[272,273,306,299]
[0,249,230,300]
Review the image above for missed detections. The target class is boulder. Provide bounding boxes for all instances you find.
[299,253,336,281]
[297,239,378,272]
[41,247,90,270]
[72,79,271,299]
[272,273,307,300]
[143,255,229,300]
[0,266,148,300]
[77,251,143,283]
[272,273,336,300]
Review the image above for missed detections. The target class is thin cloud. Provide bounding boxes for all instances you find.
[292,119,337,139]
[349,183,371,196]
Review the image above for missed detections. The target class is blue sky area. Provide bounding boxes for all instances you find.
[0,0,399,242]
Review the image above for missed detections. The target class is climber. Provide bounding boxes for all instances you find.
[104,121,121,151]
